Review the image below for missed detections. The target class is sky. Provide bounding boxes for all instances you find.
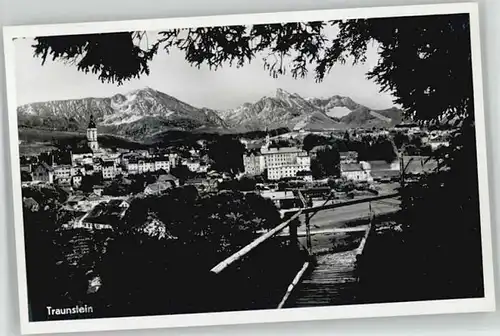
[13,31,397,111]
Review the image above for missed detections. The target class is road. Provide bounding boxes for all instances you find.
[294,191,401,253]
[297,196,401,233]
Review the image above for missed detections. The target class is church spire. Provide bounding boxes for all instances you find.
[88,114,96,129]
[87,114,98,151]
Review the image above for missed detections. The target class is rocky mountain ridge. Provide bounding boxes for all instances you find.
[18,87,404,140]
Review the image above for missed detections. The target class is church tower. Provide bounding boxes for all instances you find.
[87,114,98,151]
[264,127,271,149]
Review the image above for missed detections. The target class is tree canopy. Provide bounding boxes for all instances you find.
[31,14,473,123]
[311,145,340,179]
[207,136,245,173]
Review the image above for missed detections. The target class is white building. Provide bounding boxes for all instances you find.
[168,153,179,168]
[54,165,72,179]
[71,149,93,166]
[183,160,201,172]
[261,146,311,180]
[102,161,117,179]
[125,157,172,175]
[137,159,155,173]
[243,144,311,180]
[243,151,266,175]
[339,151,359,164]
[198,164,209,173]
[340,161,373,182]
[154,157,171,172]
[72,172,84,188]
[429,140,450,150]
[126,160,139,174]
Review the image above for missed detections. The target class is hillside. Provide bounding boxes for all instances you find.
[18,87,405,142]
[17,87,228,141]
[339,106,404,128]
[219,89,349,131]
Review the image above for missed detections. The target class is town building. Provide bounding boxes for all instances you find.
[158,173,180,187]
[243,151,266,175]
[185,177,217,192]
[429,139,450,150]
[340,151,359,164]
[72,171,84,188]
[368,160,401,181]
[80,199,129,230]
[102,161,117,180]
[84,164,94,175]
[93,185,104,196]
[54,164,72,180]
[296,170,313,182]
[183,159,201,173]
[261,147,311,181]
[125,159,139,174]
[259,190,301,210]
[154,157,170,172]
[243,139,311,180]
[32,162,54,183]
[71,165,86,177]
[56,176,72,188]
[71,148,93,166]
[144,181,174,195]
[20,164,32,173]
[340,161,373,182]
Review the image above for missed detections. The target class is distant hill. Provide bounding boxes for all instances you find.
[18,87,406,142]
[339,106,405,128]
[17,87,228,141]
[219,89,404,131]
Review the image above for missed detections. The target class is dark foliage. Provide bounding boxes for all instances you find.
[170,165,194,185]
[218,176,257,192]
[207,136,245,173]
[303,133,396,163]
[79,174,104,193]
[311,146,341,179]
[92,188,284,316]
[302,134,325,152]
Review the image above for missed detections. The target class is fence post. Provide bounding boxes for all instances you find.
[289,216,298,249]
[305,213,312,253]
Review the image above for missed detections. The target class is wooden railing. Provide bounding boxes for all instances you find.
[210,210,303,274]
[208,191,400,309]
[210,192,400,274]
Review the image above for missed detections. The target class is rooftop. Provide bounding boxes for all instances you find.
[341,163,365,172]
[145,181,174,193]
[158,174,179,183]
[368,160,400,171]
[84,201,126,225]
[261,146,304,154]
[36,162,54,172]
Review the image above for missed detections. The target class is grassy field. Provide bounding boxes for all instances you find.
[18,127,148,153]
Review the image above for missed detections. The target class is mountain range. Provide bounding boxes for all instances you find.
[17,87,405,141]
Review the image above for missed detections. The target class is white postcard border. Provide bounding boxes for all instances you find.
[2,2,496,335]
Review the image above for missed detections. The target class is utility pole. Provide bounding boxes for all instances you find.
[400,150,405,189]
[369,201,373,224]
[305,212,312,253]
[298,190,313,254]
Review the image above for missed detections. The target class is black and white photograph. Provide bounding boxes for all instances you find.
[2,2,495,334]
